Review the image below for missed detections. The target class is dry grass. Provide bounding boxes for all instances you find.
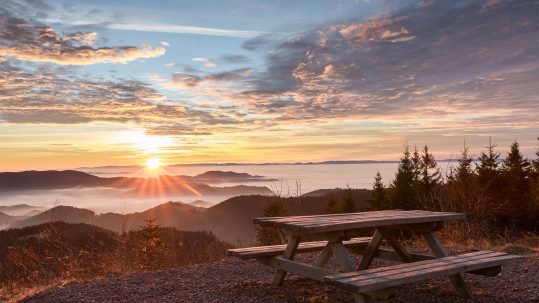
[403,220,539,257]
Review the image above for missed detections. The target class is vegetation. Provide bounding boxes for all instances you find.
[0,221,229,301]
[371,139,539,237]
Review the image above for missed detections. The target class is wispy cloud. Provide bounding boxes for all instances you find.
[57,19,266,38]
[0,7,165,65]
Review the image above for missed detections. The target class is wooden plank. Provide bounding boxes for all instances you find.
[313,243,333,267]
[422,232,471,298]
[357,229,384,270]
[348,246,503,277]
[259,211,451,227]
[227,237,371,259]
[325,253,523,293]
[337,250,500,279]
[378,229,413,262]
[253,210,464,230]
[272,235,300,286]
[330,241,367,303]
[256,212,466,235]
[334,251,508,282]
[331,241,354,271]
[260,256,335,282]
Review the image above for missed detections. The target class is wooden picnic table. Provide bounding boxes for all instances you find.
[228,210,524,302]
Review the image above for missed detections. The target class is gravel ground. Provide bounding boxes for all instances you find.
[20,253,539,303]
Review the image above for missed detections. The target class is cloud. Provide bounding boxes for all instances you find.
[0,7,166,65]
[218,54,251,64]
[231,0,539,125]
[0,62,244,135]
[192,57,217,68]
[60,20,265,38]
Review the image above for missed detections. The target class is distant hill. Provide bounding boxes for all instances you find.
[0,170,106,190]
[0,170,273,197]
[8,188,373,245]
[0,204,44,216]
[189,200,213,208]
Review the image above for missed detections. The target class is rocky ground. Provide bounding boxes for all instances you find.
[21,253,539,303]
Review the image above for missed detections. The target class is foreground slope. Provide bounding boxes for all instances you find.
[20,253,538,303]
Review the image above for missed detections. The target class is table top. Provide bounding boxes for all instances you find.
[253,210,465,234]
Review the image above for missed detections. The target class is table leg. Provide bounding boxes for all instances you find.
[272,235,300,286]
[422,232,472,298]
[330,241,366,303]
[379,229,413,262]
[356,229,384,270]
[313,243,333,267]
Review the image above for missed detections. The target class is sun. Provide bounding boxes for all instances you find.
[145,157,162,171]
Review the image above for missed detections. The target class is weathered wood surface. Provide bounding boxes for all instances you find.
[254,210,465,234]
[272,235,300,286]
[324,250,524,293]
[422,231,471,297]
[227,237,372,259]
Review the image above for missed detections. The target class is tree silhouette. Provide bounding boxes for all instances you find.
[391,146,416,210]
[372,172,388,209]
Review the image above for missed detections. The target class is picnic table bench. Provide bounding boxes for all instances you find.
[227,210,524,302]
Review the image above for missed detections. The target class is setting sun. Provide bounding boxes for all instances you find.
[145,157,162,171]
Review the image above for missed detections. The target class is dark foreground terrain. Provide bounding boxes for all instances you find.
[21,252,538,303]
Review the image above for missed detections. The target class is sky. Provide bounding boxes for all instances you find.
[0,0,538,170]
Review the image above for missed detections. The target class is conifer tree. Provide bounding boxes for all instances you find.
[391,146,416,210]
[412,146,422,186]
[372,172,388,209]
[476,137,500,185]
[455,140,474,184]
[325,195,340,214]
[256,199,287,245]
[340,188,356,213]
[501,141,532,220]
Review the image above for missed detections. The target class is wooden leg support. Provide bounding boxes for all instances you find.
[330,241,367,303]
[379,229,413,263]
[422,232,472,298]
[357,229,384,270]
[272,235,300,286]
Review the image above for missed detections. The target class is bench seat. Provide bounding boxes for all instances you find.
[227,237,372,259]
[324,250,524,293]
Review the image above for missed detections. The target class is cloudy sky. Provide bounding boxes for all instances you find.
[0,0,538,170]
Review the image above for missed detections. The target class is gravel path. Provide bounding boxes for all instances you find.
[21,253,539,303]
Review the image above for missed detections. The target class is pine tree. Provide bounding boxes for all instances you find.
[476,137,500,185]
[325,195,340,214]
[340,188,356,213]
[372,172,388,210]
[412,146,422,185]
[256,199,287,245]
[501,141,532,221]
[391,146,416,210]
[455,140,474,184]
[138,217,163,269]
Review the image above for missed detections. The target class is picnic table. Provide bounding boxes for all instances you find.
[228,210,524,302]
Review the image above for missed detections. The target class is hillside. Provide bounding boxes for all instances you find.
[0,221,229,301]
[8,189,373,244]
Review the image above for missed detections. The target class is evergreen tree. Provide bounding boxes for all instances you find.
[256,199,287,245]
[455,141,474,184]
[476,137,500,185]
[412,146,422,186]
[138,217,163,269]
[371,172,388,210]
[340,188,356,213]
[501,141,532,221]
[391,146,416,210]
[325,195,340,214]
